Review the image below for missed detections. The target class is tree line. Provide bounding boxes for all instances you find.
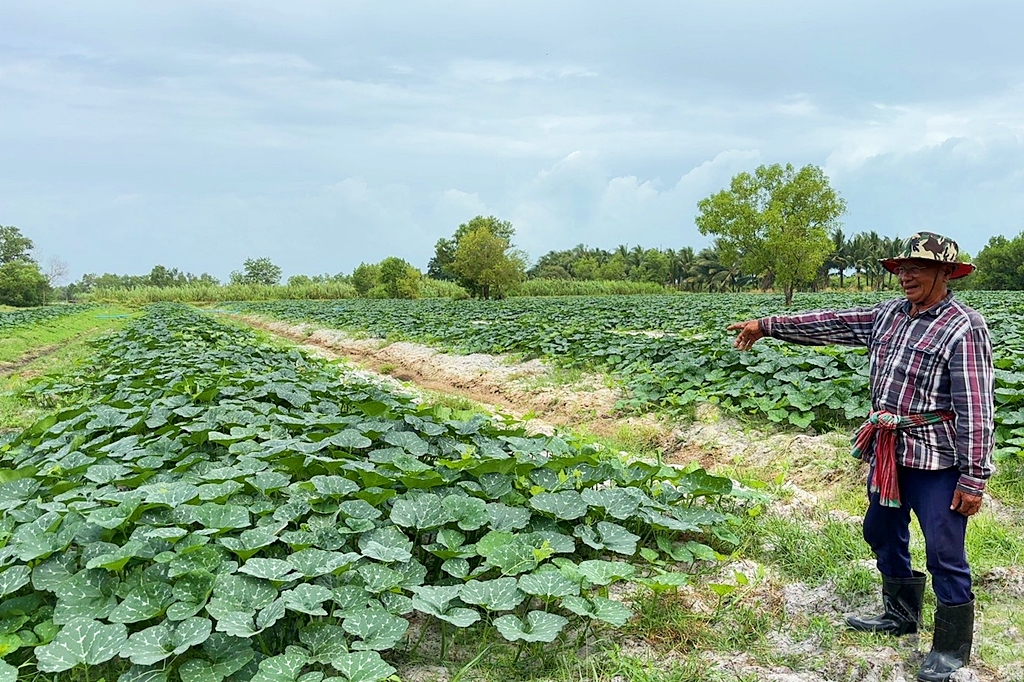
[3,162,1023,306]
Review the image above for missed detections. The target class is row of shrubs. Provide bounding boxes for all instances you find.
[83,279,678,304]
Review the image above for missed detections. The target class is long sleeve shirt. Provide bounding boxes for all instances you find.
[760,292,995,494]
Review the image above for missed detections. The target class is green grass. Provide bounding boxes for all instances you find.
[738,512,875,597]
[0,311,133,430]
[965,510,1024,571]
[988,457,1024,508]
[0,306,132,364]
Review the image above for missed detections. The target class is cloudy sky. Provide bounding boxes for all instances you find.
[2,1,1022,281]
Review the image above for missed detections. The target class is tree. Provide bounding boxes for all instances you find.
[451,227,526,299]
[966,233,1024,290]
[695,163,846,305]
[350,262,381,296]
[0,226,35,265]
[0,260,50,307]
[378,257,421,299]
[230,257,282,286]
[429,216,515,281]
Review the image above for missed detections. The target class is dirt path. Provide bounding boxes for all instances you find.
[238,315,628,434]
[0,343,64,378]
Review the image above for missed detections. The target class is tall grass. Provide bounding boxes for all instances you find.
[512,279,676,297]
[419,278,470,299]
[85,282,360,304]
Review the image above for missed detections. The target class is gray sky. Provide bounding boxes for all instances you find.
[3,1,1022,281]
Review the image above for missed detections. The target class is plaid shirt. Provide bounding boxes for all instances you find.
[761,292,994,494]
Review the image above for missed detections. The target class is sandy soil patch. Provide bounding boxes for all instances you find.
[241,316,624,435]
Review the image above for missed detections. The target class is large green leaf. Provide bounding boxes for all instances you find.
[183,503,252,531]
[121,617,212,664]
[476,532,539,575]
[300,622,349,664]
[573,521,639,555]
[220,526,281,560]
[459,577,525,611]
[518,566,580,599]
[287,549,360,578]
[141,482,200,507]
[441,496,489,531]
[311,475,361,497]
[409,585,480,627]
[358,526,413,563]
[35,618,128,672]
[561,595,633,626]
[389,494,453,530]
[108,580,175,623]
[330,651,397,682]
[342,608,408,651]
[239,558,302,582]
[577,560,636,586]
[485,503,532,531]
[0,566,30,597]
[529,491,588,520]
[493,611,567,643]
[251,652,309,682]
[283,583,334,616]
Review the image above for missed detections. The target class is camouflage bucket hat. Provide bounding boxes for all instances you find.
[880,231,975,280]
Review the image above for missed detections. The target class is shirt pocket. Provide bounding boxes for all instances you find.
[902,337,945,389]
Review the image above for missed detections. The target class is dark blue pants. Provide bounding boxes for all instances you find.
[862,464,972,605]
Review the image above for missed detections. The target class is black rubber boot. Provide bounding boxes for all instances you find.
[846,571,926,635]
[917,597,974,682]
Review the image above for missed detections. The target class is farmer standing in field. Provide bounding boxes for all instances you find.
[728,232,993,682]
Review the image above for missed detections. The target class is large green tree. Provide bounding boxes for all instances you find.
[230,257,282,286]
[695,163,846,305]
[0,226,35,265]
[378,256,421,298]
[966,233,1024,290]
[429,216,515,281]
[0,260,50,306]
[451,226,526,299]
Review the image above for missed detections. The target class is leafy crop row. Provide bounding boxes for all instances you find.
[0,305,95,334]
[225,292,1024,459]
[0,304,748,681]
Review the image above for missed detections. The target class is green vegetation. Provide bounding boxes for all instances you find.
[0,305,95,340]
[351,257,422,299]
[226,291,1024,463]
[0,303,750,681]
[512,278,671,297]
[88,281,359,304]
[963,230,1024,290]
[0,226,53,307]
[430,215,527,299]
[1,307,133,432]
[695,163,846,306]
[229,257,283,286]
[0,306,131,364]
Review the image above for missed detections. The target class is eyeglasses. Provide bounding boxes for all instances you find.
[893,264,931,276]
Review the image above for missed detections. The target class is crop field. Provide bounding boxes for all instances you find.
[1,296,1022,682]
[227,292,1024,461]
[0,304,752,682]
[0,306,95,335]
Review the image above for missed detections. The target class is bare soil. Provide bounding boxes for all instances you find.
[0,343,63,378]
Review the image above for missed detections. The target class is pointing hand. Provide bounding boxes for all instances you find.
[728,320,764,351]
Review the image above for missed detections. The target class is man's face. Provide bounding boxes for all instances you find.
[895,259,947,304]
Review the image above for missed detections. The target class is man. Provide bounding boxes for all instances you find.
[729,232,993,682]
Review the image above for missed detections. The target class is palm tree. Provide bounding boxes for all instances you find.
[827,228,850,288]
